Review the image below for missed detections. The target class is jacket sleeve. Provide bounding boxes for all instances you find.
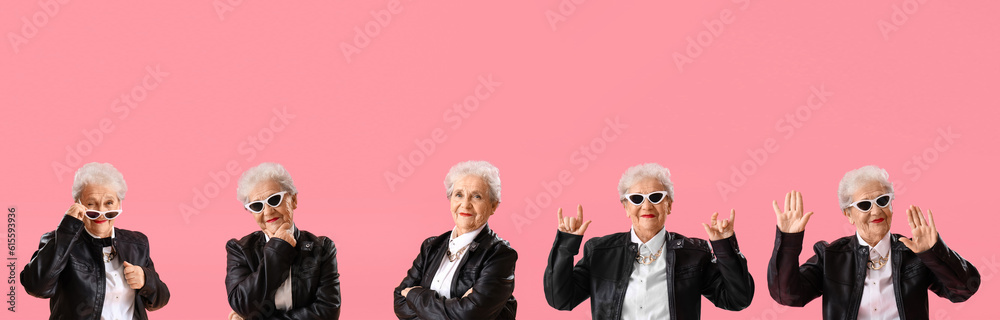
[135,232,170,311]
[20,215,84,298]
[405,244,517,320]
[917,236,980,302]
[394,238,432,320]
[701,234,755,310]
[767,226,825,307]
[275,238,342,320]
[226,237,297,318]
[542,230,591,311]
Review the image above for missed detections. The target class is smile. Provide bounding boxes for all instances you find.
[872,218,884,223]
[641,214,656,218]
[94,220,108,224]
[266,217,280,223]
[459,212,473,217]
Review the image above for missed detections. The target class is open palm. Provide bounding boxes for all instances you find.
[773,190,814,233]
[899,205,938,253]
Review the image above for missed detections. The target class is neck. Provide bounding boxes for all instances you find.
[635,227,662,244]
[454,224,484,239]
[861,232,885,248]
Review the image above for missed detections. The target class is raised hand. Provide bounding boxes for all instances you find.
[557,205,591,236]
[66,203,87,221]
[702,209,736,241]
[123,261,146,289]
[773,190,814,233]
[265,222,297,247]
[899,205,938,253]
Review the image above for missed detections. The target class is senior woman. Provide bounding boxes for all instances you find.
[393,160,517,319]
[544,163,754,319]
[226,162,341,320]
[21,162,170,319]
[767,165,980,319]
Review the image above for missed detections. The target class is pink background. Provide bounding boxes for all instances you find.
[3,1,999,319]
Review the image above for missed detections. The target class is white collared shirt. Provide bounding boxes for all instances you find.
[85,228,135,320]
[857,232,899,320]
[263,224,298,311]
[622,227,669,320]
[429,224,486,298]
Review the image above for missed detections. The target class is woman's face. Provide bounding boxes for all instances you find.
[622,177,672,235]
[78,184,120,237]
[247,180,296,235]
[844,180,893,242]
[449,175,498,235]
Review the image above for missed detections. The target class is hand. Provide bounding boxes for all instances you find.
[462,288,473,298]
[265,222,296,247]
[702,209,736,241]
[123,261,145,289]
[401,286,421,298]
[773,190,814,233]
[228,310,244,320]
[557,205,591,236]
[66,203,87,221]
[899,205,939,253]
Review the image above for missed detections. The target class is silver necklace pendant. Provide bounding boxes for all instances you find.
[635,247,664,265]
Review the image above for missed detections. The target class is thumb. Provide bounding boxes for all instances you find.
[123,261,134,269]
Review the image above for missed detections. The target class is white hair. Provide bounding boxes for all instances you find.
[838,165,894,209]
[237,163,298,204]
[72,162,128,201]
[618,163,674,201]
[444,160,501,203]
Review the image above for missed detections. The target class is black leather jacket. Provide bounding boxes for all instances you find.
[544,230,754,320]
[767,227,980,320]
[21,215,170,320]
[393,224,517,320]
[226,228,341,319]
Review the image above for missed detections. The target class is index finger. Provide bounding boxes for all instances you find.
[927,209,937,229]
[576,204,584,221]
[557,207,564,225]
[729,209,736,225]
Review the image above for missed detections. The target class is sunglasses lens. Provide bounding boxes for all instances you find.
[85,210,101,219]
[267,193,283,207]
[856,201,872,211]
[248,202,264,213]
[628,194,644,205]
[648,193,665,204]
[876,195,891,207]
[104,211,120,219]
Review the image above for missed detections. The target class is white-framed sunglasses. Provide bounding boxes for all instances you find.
[77,201,123,220]
[244,191,288,214]
[846,193,893,212]
[622,191,670,206]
